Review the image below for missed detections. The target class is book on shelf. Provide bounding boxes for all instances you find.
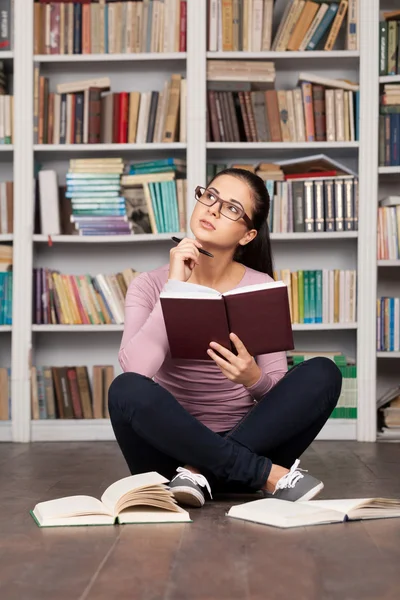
[287,351,357,419]
[0,1,12,52]
[34,69,186,144]
[379,13,400,76]
[0,181,13,233]
[160,278,294,360]
[31,364,115,420]
[207,0,358,52]
[32,267,139,325]
[376,297,400,352]
[377,196,400,260]
[0,367,11,421]
[34,0,187,55]
[274,268,357,325]
[30,472,191,528]
[207,68,359,143]
[0,245,12,326]
[379,86,400,167]
[226,496,400,530]
[378,387,400,434]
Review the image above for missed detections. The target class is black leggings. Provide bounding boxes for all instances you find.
[108,357,342,492]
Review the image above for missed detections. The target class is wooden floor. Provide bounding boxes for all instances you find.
[1,441,400,600]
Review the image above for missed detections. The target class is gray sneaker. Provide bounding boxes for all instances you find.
[272,459,324,502]
[169,467,213,508]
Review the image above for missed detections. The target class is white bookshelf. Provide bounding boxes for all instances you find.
[33,233,182,243]
[377,352,400,359]
[7,0,380,443]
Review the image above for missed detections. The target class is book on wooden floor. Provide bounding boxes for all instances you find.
[227,497,400,529]
[30,472,191,527]
[160,279,294,359]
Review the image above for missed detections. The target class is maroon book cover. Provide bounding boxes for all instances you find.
[160,284,294,360]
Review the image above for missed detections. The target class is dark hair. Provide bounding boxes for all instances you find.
[208,168,274,277]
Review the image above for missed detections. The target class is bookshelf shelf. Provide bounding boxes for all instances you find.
[30,417,356,442]
[34,143,186,152]
[377,352,400,359]
[292,323,357,331]
[206,51,360,60]
[0,51,13,60]
[379,74,400,84]
[32,325,124,333]
[0,326,12,333]
[0,146,13,152]
[34,52,187,63]
[33,233,182,244]
[0,421,12,442]
[0,235,13,242]
[271,232,358,241]
[207,142,359,150]
[378,166,400,175]
[377,260,400,267]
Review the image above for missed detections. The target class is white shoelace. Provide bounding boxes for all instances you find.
[172,467,213,499]
[273,459,308,494]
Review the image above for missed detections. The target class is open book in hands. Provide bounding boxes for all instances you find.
[30,472,191,527]
[227,497,400,529]
[160,279,294,360]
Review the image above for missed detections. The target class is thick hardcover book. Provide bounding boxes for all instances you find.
[160,279,294,360]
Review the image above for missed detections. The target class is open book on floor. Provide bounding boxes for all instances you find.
[30,472,191,527]
[160,279,294,360]
[226,497,400,529]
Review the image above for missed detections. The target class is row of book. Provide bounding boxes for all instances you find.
[34,72,185,144]
[0,181,13,233]
[275,268,357,325]
[33,267,138,325]
[288,352,357,419]
[265,174,359,234]
[36,157,187,236]
[34,0,187,55]
[377,197,400,261]
[0,367,11,420]
[378,387,400,433]
[208,0,358,52]
[31,365,115,421]
[207,69,359,143]
[379,83,400,166]
[0,95,13,145]
[377,297,400,353]
[0,245,12,325]
[379,13,400,76]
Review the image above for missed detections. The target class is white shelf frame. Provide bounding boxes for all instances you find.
[0,421,12,442]
[34,52,187,63]
[379,74,400,84]
[8,0,378,443]
[30,323,357,333]
[33,233,182,244]
[377,260,400,267]
[377,352,400,359]
[378,166,400,174]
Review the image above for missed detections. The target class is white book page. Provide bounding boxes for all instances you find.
[223,280,285,297]
[162,279,221,297]
[118,507,191,524]
[101,472,169,515]
[34,495,110,521]
[304,498,372,514]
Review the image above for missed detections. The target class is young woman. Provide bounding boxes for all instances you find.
[109,168,342,508]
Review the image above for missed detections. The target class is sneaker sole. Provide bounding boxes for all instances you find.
[170,485,205,508]
[295,481,324,502]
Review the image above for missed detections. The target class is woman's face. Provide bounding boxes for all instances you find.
[189,175,256,251]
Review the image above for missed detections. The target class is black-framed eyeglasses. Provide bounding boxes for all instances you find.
[194,186,254,229]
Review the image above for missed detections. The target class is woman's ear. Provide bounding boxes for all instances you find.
[238,229,258,247]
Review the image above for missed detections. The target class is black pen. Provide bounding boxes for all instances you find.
[171,236,214,258]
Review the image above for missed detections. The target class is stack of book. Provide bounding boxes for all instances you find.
[0,61,13,145]
[0,181,13,233]
[31,365,115,421]
[379,84,400,166]
[377,196,400,260]
[34,0,187,55]
[207,69,359,143]
[122,159,186,234]
[34,72,185,144]
[274,268,357,325]
[0,367,11,421]
[377,297,400,352]
[378,386,400,438]
[66,158,130,236]
[0,245,12,325]
[208,0,358,52]
[33,267,139,325]
[288,351,357,419]
[379,10,400,76]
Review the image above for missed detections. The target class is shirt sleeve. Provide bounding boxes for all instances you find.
[245,351,288,401]
[118,273,169,377]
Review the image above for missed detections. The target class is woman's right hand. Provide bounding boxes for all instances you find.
[169,237,203,282]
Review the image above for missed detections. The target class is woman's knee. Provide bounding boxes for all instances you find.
[307,356,343,401]
[108,371,150,415]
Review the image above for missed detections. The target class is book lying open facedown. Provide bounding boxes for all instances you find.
[30,472,191,527]
[227,497,400,529]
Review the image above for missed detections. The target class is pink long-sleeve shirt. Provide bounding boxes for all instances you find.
[119,263,288,432]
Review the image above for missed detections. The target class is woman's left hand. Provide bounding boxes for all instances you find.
[207,333,261,388]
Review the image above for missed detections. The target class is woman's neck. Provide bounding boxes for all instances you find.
[188,250,245,291]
